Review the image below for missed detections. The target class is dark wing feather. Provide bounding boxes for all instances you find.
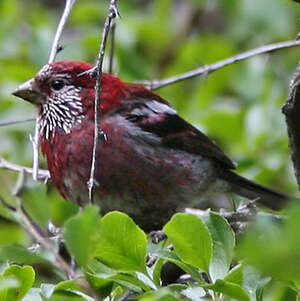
[118,96,236,170]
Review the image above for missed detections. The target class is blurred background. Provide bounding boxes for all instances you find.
[0,0,300,227]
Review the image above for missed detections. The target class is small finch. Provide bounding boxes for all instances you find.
[13,60,291,231]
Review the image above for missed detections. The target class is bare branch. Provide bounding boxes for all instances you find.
[30,0,76,182]
[108,21,117,73]
[12,170,26,197]
[138,39,300,90]
[3,178,101,300]
[87,0,120,203]
[185,202,284,235]
[0,156,50,181]
[30,118,41,181]
[0,117,35,127]
[17,202,76,278]
[17,206,100,300]
[48,0,77,64]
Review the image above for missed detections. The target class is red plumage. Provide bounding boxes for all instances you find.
[13,60,291,231]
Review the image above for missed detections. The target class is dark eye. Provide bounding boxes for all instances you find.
[51,79,65,91]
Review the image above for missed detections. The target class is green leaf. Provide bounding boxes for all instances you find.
[55,280,83,292]
[0,220,29,247]
[22,186,50,231]
[152,249,204,284]
[225,264,270,299]
[44,290,94,301]
[95,211,147,273]
[63,205,101,267]
[152,258,165,286]
[140,288,181,301]
[40,284,55,298]
[109,273,150,292]
[204,279,250,301]
[201,210,235,281]
[0,265,35,301]
[0,277,19,291]
[225,264,244,286]
[85,274,113,299]
[163,213,213,272]
[87,260,152,293]
[237,205,300,282]
[50,197,79,227]
[40,281,94,301]
[22,288,44,301]
[0,244,48,265]
[181,286,206,301]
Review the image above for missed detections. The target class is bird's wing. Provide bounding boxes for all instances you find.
[117,95,236,170]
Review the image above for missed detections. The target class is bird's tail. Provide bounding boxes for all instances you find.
[219,170,294,210]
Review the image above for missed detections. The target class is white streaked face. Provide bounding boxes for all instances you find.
[37,65,85,139]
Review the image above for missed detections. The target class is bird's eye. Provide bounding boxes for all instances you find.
[51,79,65,91]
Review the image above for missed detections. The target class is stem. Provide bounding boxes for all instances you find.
[48,0,77,64]
[87,0,119,203]
[30,118,41,181]
[0,117,35,127]
[0,156,49,181]
[15,200,101,300]
[137,39,300,90]
[108,21,116,73]
[31,0,76,182]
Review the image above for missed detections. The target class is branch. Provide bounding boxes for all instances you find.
[185,202,284,235]
[30,118,41,181]
[282,64,300,190]
[137,39,300,90]
[87,0,119,203]
[0,117,35,127]
[31,0,76,182]
[108,21,116,73]
[16,203,100,301]
[48,0,77,64]
[1,176,101,300]
[0,156,50,181]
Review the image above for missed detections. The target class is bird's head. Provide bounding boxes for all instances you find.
[12,60,126,139]
[13,60,96,105]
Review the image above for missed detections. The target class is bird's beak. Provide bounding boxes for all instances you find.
[12,78,42,105]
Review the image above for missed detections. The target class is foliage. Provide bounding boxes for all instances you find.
[1,0,300,300]
[2,206,300,301]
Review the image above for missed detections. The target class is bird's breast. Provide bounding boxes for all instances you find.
[41,115,226,230]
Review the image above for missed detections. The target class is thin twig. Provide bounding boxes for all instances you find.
[0,117,35,127]
[0,156,50,181]
[30,118,41,181]
[9,170,73,278]
[8,173,100,299]
[137,39,300,90]
[17,200,75,278]
[185,202,284,235]
[87,0,119,203]
[108,21,116,73]
[185,203,284,223]
[12,170,26,197]
[18,203,101,300]
[48,0,77,64]
[31,0,76,182]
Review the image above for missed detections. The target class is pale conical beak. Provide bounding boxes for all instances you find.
[12,78,42,104]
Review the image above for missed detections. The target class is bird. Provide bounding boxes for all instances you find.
[13,60,291,231]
